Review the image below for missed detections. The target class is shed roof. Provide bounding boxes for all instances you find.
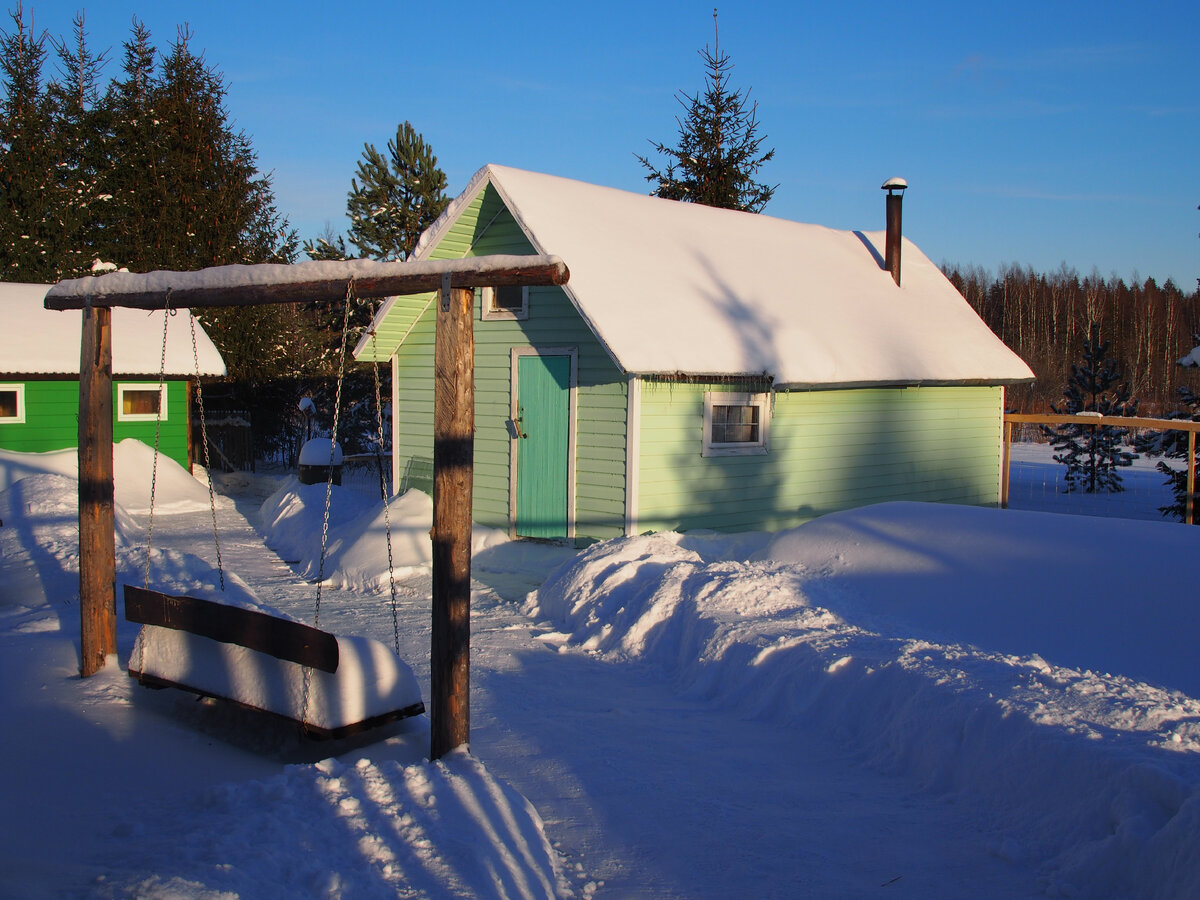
[0,282,226,376]
[378,164,1032,389]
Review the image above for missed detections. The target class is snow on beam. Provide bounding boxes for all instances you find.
[44,255,570,310]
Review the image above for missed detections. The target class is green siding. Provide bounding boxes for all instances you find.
[0,378,191,468]
[113,380,190,469]
[389,185,627,542]
[636,383,1004,533]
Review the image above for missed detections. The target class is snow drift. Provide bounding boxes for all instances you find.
[530,503,1200,898]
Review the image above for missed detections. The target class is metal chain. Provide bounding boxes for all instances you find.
[304,279,355,730]
[313,278,356,625]
[143,297,172,589]
[191,311,224,592]
[370,304,402,656]
[137,294,172,677]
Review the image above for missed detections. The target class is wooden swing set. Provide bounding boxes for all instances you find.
[45,254,569,758]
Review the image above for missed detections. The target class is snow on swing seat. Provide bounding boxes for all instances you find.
[125,586,424,739]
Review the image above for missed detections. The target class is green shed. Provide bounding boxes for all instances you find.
[0,282,226,470]
[357,165,1034,544]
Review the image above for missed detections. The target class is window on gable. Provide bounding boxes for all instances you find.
[117,384,167,422]
[0,384,24,423]
[482,285,528,320]
[703,391,770,457]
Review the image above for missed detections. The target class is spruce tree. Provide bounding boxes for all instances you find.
[1144,387,1200,520]
[1134,339,1200,520]
[0,4,60,280]
[1044,326,1139,493]
[95,18,157,269]
[636,12,775,212]
[47,11,108,277]
[111,26,290,272]
[346,121,448,261]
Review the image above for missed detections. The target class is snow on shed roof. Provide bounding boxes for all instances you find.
[0,282,225,376]
[408,165,1033,389]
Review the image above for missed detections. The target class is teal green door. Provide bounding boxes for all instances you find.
[515,354,571,539]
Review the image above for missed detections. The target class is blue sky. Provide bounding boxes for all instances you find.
[24,0,1200,287]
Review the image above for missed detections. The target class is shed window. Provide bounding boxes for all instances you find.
[0,384,24,423]
[703,391,770,457]
[117,384,167,422]
[482,285,528,320]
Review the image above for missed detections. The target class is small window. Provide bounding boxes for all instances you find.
[482,285,529,320]
[0,384,25,423]
[703,391,770,457]
[117,384,167,422]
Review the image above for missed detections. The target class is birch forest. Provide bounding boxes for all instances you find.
[943,264,1200,415]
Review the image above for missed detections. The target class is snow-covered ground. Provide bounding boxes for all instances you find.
[1,441,1198,898]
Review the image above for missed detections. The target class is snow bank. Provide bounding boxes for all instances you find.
[767,501,1200,697]
[530,504,1200,898]
[0,439,215,514]
[260,480,507,588]
[0,471,243,612]
[0,446,77,491]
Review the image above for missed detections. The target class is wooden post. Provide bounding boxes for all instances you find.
[1001,419,1013,509]
[430,278,475,759]
[1187,431,1196,526]
[79,304,117,676]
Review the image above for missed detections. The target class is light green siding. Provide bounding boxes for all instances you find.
[388,185,628,542]
[636,383,1004,533]
[381,179,1009,541]
[0,378,191,468]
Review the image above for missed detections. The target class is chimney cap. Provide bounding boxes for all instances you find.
[881,177,908,194]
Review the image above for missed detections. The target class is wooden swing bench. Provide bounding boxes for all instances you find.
[125,585,425,740]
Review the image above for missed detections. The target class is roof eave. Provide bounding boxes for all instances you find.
[633,371,1036,391]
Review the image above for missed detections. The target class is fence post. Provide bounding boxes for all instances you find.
[1001,418,1013,508]
[1188,431,1196,526]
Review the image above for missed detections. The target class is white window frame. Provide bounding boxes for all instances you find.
[0,383,25,424]
[702,391,771,457]
[482,285,529,321]
[117,383,168,422]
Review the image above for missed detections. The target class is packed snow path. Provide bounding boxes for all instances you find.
[137,479,1041,898]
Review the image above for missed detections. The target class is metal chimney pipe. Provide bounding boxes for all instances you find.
[882,177,907,286]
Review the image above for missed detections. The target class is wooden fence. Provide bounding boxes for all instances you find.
[1002,413,1199,524]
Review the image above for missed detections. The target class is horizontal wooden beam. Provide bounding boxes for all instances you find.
[1005,413,1200,432]
[45,255,569,310]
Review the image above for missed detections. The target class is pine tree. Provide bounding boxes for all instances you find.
[302,232,349,261]
[636,11,775,213]
[1043,326,1139,493]
[346,121,448,261]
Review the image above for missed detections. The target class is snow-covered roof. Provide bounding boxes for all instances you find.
[0,282,225,376]
[404,165,1034,389]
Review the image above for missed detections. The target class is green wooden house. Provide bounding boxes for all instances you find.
[357,165,1034,543]
[0,282,226,469]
